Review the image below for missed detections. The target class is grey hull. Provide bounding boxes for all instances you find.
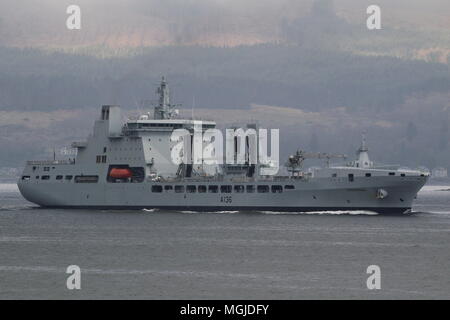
[18,175,427,215]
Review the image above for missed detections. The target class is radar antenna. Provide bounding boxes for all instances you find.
[359,131,368,153]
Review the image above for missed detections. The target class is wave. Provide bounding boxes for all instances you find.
[178,210,239,214]
[420,185,450,192]
[0,183,19,193]
[260,210,379,215]
[412,210,450,216]
[142,209,378,215]
[170,210,240,214]
[0,204,34,211]
[211,210,239,214]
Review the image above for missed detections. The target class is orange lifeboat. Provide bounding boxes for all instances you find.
[109,168,133,179]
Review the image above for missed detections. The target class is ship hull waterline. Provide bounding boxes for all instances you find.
[18,176,427,215]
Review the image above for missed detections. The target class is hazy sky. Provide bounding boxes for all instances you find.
[1,0,449,48]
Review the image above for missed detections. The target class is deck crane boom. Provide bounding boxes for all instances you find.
[286,150,347,175]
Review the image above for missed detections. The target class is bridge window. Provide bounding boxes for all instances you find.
[365,173,371,177]
[43,167,50,171]
[74,175,99,183]
[164,185,173,191]
[400,173,405,177]
[187,185,196,193]
[21,176,30,180]
[41,175,50,180]
[175,185,184,193]
[151,185,163,193]
[348,174,354,182]
[234,185,245,193]
[96,155,107,163]
[198,185,207,193]
[257,185,269,193]
[208,185,218,193]
[389,172,395,176]
[246,185,255,193]
[56,175,63,180]
[332,173,337,178]
[285,185,295,190]
[65,175,73,180]
[220,185,232,193]
[271,185,283,193]
[35,176,39,179]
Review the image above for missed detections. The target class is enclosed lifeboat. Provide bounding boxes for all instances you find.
[109,168,133,179]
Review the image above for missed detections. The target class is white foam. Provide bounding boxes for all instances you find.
[0,204,33,211]
[208,210,239,214]
[261,210,379,216]
[0,183,19,193]
[178,210,239,214]
[414,210,450,216]
[420,185,450,192]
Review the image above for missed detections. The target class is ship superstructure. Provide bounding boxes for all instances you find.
[18,78,429,214]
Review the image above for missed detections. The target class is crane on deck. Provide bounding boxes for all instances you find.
[286,150,347,176]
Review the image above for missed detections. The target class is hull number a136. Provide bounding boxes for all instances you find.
[220,196,232,204]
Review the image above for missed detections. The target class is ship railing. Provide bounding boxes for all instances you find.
[148,174,309,183]
[27,159,75,165]
[153,176,225,183]
[255,175,310,182]
[181,117,215,122]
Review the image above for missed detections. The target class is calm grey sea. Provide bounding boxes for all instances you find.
[0,182,449,299]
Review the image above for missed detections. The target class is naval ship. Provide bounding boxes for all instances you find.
[18,78,428,214]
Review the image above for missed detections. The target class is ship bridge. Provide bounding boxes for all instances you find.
[124,119,216,134]
[124,76,216,134]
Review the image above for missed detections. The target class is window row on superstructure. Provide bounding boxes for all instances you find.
[21,175,97,183]
[150,184,295,193]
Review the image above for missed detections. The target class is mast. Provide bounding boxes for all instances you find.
[153,77,179,120]
[359,131,368,153]
[355,131,373,168]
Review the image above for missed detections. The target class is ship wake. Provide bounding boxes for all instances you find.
[260,210,379,216]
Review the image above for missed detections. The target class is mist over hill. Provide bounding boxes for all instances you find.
[0,0,449,172]
[1,44,449,112]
